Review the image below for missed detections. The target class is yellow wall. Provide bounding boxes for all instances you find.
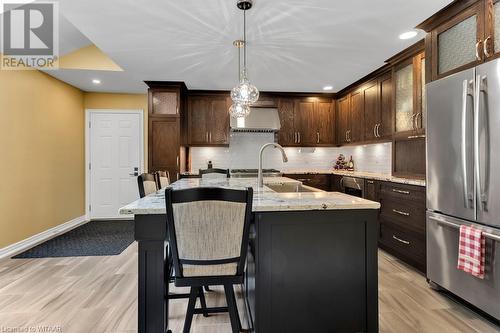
[58,45,123,71]
[0,70,85,248]
[83,92,148,169]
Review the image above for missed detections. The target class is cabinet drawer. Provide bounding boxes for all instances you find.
[380,197,425,235]
[380,182,425,203]
[379,222,426,272]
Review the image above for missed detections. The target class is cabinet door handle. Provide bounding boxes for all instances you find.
[476,40,483,61]
[294,132,298,144]
[484,36,492,58]
[348,130,351,142]
[376,124,381,138]
[392,235,410,245]
[317,132,320,144]
[411,114,417,130]
[373,124,377,138]
[345,131,348,142]
[392,209,410,217]
[176,155,179,167]
[392,189,410,195]
[209,132,212,142]
[206,131,209,142]
[298,132,301,143]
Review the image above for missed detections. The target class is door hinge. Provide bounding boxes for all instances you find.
[88,163,91,170]
[89,121,91,128]
[89,205,91,212]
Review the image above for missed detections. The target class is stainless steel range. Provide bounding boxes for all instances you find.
[230,169,282,178]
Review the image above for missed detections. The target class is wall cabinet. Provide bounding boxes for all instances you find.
[187,94,230,146]
[337,71,393,145]
[420,0,500,81]
[277,97,334,147]
[393,52,426,136]
[337,95,351,144]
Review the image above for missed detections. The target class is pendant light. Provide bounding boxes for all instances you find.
[229,0,259,118]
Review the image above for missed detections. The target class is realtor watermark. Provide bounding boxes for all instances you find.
[0,0,59,70]
[0,326,62,332]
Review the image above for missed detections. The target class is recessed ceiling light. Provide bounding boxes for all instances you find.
[92,79,101,85]
[399,31,418,40]
[323,85,333,91]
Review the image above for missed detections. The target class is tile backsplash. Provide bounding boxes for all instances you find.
[190,132,392,174]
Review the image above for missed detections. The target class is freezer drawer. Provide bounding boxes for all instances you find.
[427,212,500,320]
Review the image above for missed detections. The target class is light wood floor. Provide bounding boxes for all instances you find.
[1,243,499,333]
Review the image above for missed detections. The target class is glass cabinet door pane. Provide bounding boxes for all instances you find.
[494,0,500,53]
[152,91,178,115]
[438,15,477,74]
[421,57,426,130]
[395,64,414,132]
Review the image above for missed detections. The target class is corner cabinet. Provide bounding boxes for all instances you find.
[277,96,334,147]
[187,94,230,146]
[146,81,187,181]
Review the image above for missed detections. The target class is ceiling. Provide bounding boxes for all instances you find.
[48,0,453,93]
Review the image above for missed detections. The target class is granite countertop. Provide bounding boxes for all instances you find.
[282,169,426,187]
[119,177,380,215]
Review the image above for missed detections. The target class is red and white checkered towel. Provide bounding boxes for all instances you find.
[457,225,485,279]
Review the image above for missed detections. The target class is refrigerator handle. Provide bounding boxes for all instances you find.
[474,74,487,210]
[461,79,473,207]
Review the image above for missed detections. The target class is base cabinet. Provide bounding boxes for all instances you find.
[246,210,379,333]
[283,173,331,191]
[378,182,426,273]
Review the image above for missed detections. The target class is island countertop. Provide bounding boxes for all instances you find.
[119,177,380,215]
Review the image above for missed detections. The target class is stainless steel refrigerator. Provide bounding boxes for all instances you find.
[427,58,500,320]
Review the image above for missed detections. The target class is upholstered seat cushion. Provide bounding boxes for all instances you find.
[172,200,246,277]
[143,180,157,196]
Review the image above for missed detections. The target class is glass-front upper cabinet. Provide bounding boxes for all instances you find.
[430,1,484,80]
[394,52,426,135]
[395,63,414,133]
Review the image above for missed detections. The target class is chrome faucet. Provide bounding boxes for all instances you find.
[258,143,288,187]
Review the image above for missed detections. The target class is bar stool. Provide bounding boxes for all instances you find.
[165,187,253,333]
[155,170,170,189]
[199,168,230,179]
[137,173,157,198]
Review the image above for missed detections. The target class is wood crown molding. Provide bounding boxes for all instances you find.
[385,39,425,66]
[416,0,480,32]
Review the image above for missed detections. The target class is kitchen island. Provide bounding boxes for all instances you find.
[120,177,380,333]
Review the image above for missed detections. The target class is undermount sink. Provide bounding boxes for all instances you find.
[266,183,324,193]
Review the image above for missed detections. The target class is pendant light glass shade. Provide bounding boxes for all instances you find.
[229,102,251,118]
[231,70,259,105]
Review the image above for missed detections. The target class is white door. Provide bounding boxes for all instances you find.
[89,111,142,219]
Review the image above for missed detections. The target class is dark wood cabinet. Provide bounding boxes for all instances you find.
[418,0,500,81]
[331,174,343,192]
[350,90,364,143]
[283,173,331,191]
[146,81,187,181]
[277,98,296,146]
[378,182,426,273]
[363,179,380,202]
[363,80,380,141]
[187,94,229,146]
[337,95,351,145]
[278,97,334,147]
[378,72,393,139]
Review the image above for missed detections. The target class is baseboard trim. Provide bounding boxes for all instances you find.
[0,215,88,260]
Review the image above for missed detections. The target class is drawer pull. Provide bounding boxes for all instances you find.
[296,178,309,182]
[392,189,410,195]
[367,180,374,184]
[392,235,410,245]
[392,209,410,216]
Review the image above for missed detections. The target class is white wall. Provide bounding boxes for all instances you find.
[190,132,392,174]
